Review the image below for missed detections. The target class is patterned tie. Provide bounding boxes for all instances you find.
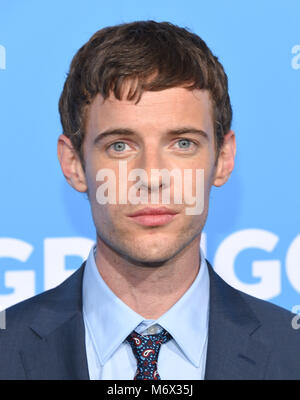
[126,328,172,380]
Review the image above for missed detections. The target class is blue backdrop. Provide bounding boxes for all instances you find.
[0,0,299,311]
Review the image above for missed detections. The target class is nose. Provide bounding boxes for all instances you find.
[135,145,170,194]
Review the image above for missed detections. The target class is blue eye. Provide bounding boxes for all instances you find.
[111,142,128,152]
[177,139,192,149]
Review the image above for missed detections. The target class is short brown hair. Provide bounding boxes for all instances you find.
[59,20,232,167]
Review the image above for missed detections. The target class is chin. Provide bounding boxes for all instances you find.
[120,240,186,266]
[123,253,175,267]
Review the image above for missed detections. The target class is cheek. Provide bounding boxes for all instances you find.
[84,160,98,193]
[90,205,124,239]
[183,162,214,201]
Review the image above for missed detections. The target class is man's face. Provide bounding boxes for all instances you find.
[75,86,233,265]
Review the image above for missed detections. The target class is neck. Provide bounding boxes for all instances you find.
[94,236,201,319]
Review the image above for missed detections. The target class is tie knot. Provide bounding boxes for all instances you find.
[125,328,172,380]
[126,328,172,348]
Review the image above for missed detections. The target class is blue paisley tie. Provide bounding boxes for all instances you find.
[126,328,172,380]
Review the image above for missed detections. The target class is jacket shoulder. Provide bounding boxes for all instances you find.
[207,261,300,347]
[0,263,86,380]
[2,263,85,330]
[238,288,295,323]
[207,260,296,329]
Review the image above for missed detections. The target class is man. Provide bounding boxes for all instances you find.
[1,20,299,380]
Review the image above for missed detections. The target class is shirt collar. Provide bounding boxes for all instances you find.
[82,244,209,367]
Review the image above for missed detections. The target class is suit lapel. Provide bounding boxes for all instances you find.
[20,264,90,380]
[204,261,270,380]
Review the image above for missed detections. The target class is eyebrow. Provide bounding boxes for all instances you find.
[93,126,209,145]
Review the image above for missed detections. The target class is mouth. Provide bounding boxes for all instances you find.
[127,207,179,227]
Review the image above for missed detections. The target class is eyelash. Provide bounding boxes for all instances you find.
[106,138,197,153]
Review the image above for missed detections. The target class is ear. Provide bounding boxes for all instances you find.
[57,134,87,192]
[213,130,236,187]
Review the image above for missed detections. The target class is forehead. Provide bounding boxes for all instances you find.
[85,86,214,136]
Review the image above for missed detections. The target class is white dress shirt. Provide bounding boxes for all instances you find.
[82,244,210,380]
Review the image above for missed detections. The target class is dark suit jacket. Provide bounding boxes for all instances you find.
[0,260,300,380]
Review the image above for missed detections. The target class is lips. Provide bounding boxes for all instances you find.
[127,207,179,227]
[127,207,179,217]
